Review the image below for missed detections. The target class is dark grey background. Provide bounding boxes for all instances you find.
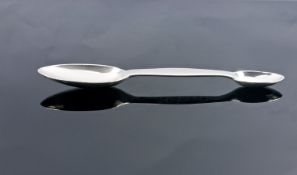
[0,0,296,174]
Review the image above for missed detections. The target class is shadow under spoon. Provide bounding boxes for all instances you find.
[41,87,282,111]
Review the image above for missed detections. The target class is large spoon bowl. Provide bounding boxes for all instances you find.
[38,64,284,88]
[38,64,129,88]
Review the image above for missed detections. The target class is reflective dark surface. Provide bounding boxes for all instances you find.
[0,1,295,175]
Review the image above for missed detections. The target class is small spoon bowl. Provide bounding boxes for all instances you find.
[233,70,285,87]
[38,64,284,88]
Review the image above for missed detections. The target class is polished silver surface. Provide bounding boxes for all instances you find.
[38,64,285,88]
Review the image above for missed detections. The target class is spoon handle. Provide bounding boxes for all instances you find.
[127,68,235,78]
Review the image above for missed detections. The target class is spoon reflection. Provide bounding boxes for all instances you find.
[41,87,282,111]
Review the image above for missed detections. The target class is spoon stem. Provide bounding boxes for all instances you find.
[126,68,235,79]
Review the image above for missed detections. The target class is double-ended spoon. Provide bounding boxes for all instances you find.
[38,64,284,88]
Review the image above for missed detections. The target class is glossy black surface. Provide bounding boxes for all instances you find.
[0,1,295,175]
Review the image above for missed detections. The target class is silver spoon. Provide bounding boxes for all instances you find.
[38,64,284,88]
